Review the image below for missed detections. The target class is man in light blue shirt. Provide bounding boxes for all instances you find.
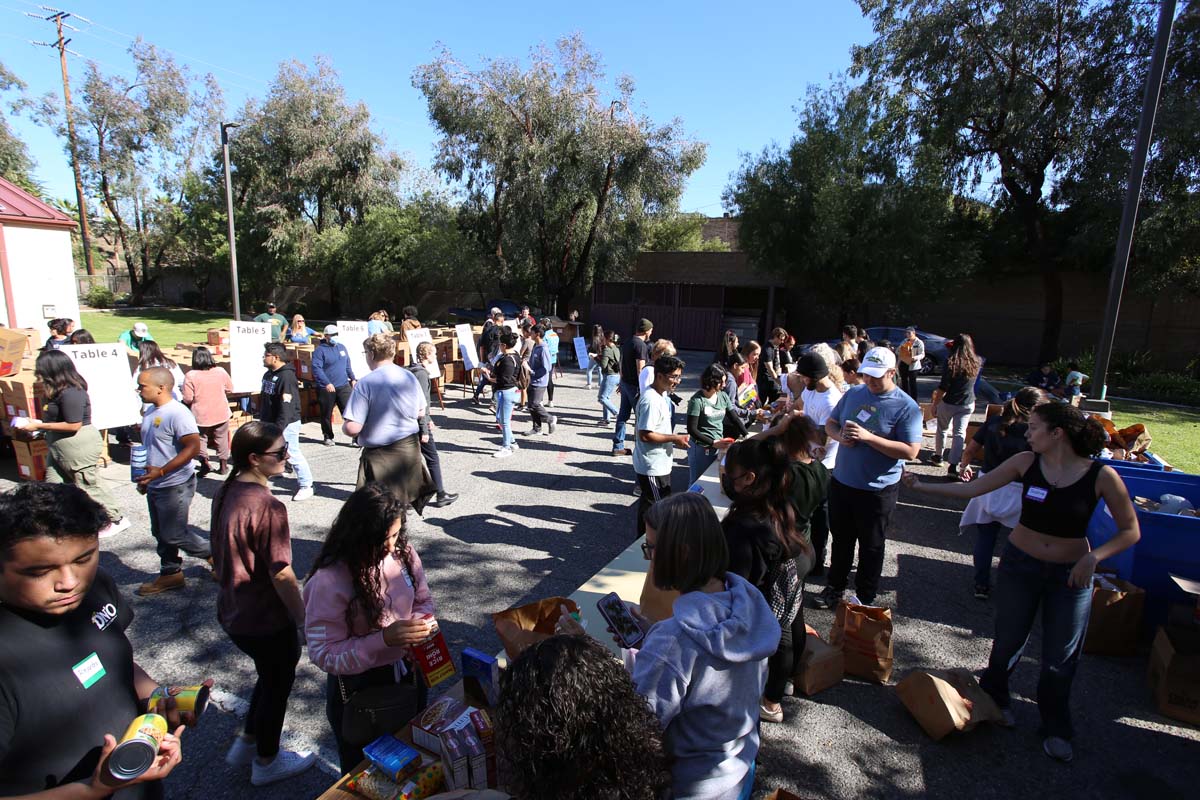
[813,347,922,608]
[540,317,560,406]
[634,355,689,536]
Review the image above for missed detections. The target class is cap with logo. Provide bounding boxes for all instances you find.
[323,324,339,335]
[132,323,149,336]
[858,347,897,378]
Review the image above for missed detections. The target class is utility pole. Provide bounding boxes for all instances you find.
[31,8,96,276]
[1084,0,1177,415]
[221,122,241,320]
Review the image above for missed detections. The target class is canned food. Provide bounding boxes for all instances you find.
[108,713,167,780]
[148,684,210,719]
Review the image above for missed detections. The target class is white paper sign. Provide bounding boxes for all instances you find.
[455,323,479,370]
[502,320,519,334]
[336,320,370,382]
[59,344,140,430]
[230,320,272,393]
[406,327,434,365]
[573,336,590,370]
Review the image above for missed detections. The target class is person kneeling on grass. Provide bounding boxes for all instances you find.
[0,483,203,799]
[903,402,1139,763]
[558,492,779,800]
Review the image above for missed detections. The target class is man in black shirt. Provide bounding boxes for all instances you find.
[611,318,653,457]
[0,483,195,799]
[260,342,314,502]
[473,308,504,404]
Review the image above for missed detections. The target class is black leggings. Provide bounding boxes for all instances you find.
[325,664,428,775]
[228,626,302,759]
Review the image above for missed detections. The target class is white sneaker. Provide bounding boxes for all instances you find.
[99,517,132,539]
[250,750,316,786]
[225,734,256,767]
[493,447,514,459]
[293,487,314,502]
[511,441,520,451]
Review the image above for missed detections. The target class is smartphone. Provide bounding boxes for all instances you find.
[596,592,646,649]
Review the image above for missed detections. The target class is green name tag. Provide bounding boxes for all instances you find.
[72,652,106,689]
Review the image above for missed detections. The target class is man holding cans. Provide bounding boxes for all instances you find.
[0,483,206,798]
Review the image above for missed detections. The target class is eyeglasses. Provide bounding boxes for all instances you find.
[640,541,655,560]
[259,444,289,460]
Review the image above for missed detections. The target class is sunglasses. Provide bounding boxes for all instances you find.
[259,443,289,460]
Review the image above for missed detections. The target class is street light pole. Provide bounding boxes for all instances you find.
[221,122,242,320]
[1085,0,1177,413]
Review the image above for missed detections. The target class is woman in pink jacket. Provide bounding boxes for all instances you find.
[303,483,438,773]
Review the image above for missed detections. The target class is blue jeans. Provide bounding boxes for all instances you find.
[585,363,601,387]
[598,374,620,422]
[688,444,717,486]
[611,381,638,452]
[979,542,1092,739]
[972,521,1009,589]
[282,420,313,488]
[146,475,208,574]
[496,387,519,448]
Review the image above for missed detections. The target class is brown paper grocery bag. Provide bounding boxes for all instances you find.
[639,569,679,624]
[492,597,580,660]
[794,625,844,696]
[1083,574,1145,656]
[895,668,1003,740]
[829,601,893,683]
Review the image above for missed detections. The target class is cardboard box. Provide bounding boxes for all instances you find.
[1148,625,1200,725]
[461,648,500,707]
[895,668,1003,740]
[1083,574,1145,656]
[412,628,457,688]
[12,438,49,481]
[3,371,43,418]
[411,696,470,754]
[362,734,422,783]
[467,708,496,788]
[0,328,30,376]
[794,626,844,696]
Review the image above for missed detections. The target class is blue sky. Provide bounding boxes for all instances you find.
[2,0,874,213]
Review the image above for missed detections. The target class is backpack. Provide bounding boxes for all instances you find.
[510,353,532,391]
[765,558,801,625]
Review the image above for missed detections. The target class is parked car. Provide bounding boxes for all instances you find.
[866,327,948,374]
[447,298,535,323]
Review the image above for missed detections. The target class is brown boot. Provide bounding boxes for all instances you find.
[136,572,185,596]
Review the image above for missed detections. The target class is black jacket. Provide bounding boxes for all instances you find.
[259,364,300,426]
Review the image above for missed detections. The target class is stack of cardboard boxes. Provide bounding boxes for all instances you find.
[0,328,48,481]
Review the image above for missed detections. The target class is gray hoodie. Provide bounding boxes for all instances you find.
[632,572,781,800]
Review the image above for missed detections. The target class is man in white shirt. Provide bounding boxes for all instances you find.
[633,355,689,536]
[791,352,843,575]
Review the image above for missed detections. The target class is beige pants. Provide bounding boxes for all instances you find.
[45,426,124,522]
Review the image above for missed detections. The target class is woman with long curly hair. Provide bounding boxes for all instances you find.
[721,436,814,724]
[211,421,315,785]
[496,635,672,800]
[905,403,1139,763]
[303,483,437,773]
[931,332,983,476]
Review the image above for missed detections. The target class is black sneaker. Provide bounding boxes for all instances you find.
[947,463,959,478]
[427,493,459,508]
[521,428,541,436]
[810,585,844,609]
[974,584,990,600]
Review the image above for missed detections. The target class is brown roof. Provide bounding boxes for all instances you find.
[630,250,784,288]
[0,176,77,231]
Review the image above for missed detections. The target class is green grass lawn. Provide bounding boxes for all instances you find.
[80,309,232,349]
[1110,399,1200,474]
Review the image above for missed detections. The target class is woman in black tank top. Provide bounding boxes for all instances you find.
[904,402,1139,764]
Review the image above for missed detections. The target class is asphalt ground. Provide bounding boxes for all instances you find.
[2,353,1197,799]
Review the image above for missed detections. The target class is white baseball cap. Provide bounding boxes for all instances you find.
[323,324,339,335]
[133,323,149,336]
[859,346,896,378]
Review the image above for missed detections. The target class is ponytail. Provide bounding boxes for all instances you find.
[999,386,1046,437]
[1033,403,1107,457]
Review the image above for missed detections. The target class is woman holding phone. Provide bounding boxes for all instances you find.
[558,492,778,800]
[903,402,1139,763]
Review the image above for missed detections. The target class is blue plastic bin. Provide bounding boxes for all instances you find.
[1087,470,1200,627]
[1099,452,1167,472]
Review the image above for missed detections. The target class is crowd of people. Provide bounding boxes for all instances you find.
[0,308,1147,799]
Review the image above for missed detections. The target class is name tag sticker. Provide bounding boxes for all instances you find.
[1025,486,1049,502]
[856,409,873,423]
[73,652,106,689]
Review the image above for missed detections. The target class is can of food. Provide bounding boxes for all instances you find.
[108,713,168,780]
[148,684,210,718]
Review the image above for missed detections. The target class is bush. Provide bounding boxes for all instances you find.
[1049,350,1095,384]
[1117,371,1200,407]
[84,285,115,309]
